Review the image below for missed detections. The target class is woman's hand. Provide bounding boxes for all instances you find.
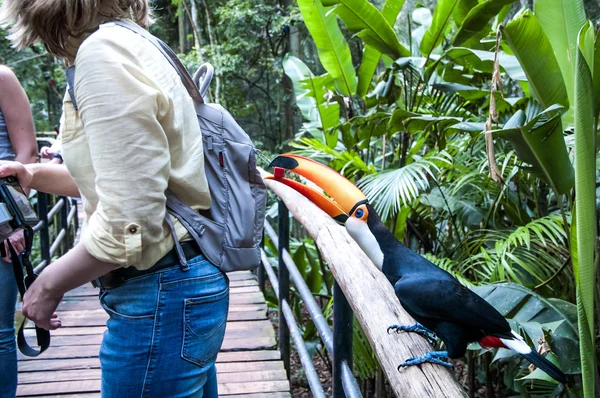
[0,160,33,190]
[22,278,63,331]
[3,229,25,262]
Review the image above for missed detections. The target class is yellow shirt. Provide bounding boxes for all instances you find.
[60,22,211,270]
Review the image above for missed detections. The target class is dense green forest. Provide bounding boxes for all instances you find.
[2,0,600,396]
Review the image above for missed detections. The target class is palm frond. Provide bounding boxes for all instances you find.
[358,151,453,220]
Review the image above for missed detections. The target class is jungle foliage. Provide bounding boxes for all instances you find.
[2,0,600,396]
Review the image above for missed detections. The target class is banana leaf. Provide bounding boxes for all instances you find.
[493,105,575,194]
[534,0,587,115]
[472,282,580,374]
[572,22,597,397]
[452,0,478,25]
[503,9,569,111]
[420,0,460,58]
[453,0,519,46]
[297,0,356,95]
[445,47,526,81]
[357,0,405,98]
[283,55,340,132]
[331,0,409,60]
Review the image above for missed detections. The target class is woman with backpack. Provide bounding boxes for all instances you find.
[0,1,228,396]
[0,65,38,398]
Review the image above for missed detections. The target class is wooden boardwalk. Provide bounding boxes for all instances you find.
[16,270,290,397]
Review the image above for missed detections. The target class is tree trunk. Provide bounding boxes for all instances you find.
[201,0,221,103]
[281,0,300,141]
[178,2,186,54]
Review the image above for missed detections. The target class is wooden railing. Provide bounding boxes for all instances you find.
[31,192,78,273]
[261,176,466,398]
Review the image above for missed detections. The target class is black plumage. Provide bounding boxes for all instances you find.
[366,204,512,358]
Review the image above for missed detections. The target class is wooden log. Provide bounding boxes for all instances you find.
[264,176,466,397]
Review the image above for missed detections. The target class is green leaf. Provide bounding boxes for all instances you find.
[503,9,569,110]
[297,0,357,95]
[332,0,408,59]
[535,0,587,117]
[445,47,526,81]
[452,0,478,25]
[420,0,460,58]
[453,0,519,46]
[283,55,340,133]
[356,0,405,98]
[573,22,597,396]
[494,106,575,194]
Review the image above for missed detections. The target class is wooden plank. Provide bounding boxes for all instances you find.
[218,380,290,395]
[17,380,101,396]
[20,347,281,362]
[24,326,105,336]
[18,380,290,397]
[18,357,100,372]
[215,369,287,383]
[19,368,287,385]
[230,285,262,294]
[18,345,100,361]
[221,337,276,351]
[217,350,280,363]
[265,176,465,397]
[19,369,100,384]
[229,292,266,304]
[52,308,266,327]
[28,328,274,349]
[229,279,258,287]
[224,320,272,331]
[19,358,284,374]
[216,360,284,373]
[227,272,255,281]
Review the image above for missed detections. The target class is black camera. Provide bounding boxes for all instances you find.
[0,176,38,242]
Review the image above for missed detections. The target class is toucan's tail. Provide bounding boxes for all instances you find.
[519,350,567,384]
[500,331,566,384]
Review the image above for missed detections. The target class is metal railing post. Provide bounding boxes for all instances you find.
[333,280,354,398]
[278,200,290,378]
[59,197,69,255]
[258,232,265,292]
[37,192,51,265]
[72,198,79,232]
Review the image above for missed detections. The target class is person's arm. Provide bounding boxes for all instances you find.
[0,66,38,166]
[0,162,79,197]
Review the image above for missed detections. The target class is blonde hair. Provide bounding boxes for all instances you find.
[0,0,152,57]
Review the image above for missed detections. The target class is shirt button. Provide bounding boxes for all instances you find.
[129,226,138,234]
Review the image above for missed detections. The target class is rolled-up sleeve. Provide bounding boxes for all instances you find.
[75,34,171,267]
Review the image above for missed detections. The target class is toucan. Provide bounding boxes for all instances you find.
[267,154,566,384]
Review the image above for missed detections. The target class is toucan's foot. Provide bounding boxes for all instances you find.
[397,351,452,371]
[387,323,437,344]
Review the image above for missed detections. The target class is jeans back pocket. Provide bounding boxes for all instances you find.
[181,287,229,367]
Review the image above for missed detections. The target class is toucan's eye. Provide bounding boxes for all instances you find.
[355,209,364,218]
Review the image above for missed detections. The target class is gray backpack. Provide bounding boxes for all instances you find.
[67,21,266,272]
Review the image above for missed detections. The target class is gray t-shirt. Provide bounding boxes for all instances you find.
[0,109,16,161]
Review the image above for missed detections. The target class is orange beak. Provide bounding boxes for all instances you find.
[266,154,367,221]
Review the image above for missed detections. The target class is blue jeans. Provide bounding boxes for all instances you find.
[99,255,229,398]
[0,259,17,398]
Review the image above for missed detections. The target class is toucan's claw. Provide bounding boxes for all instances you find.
[387,323,437,345]
[397,351,452,371]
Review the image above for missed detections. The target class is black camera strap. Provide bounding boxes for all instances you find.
[7,227,50,357]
